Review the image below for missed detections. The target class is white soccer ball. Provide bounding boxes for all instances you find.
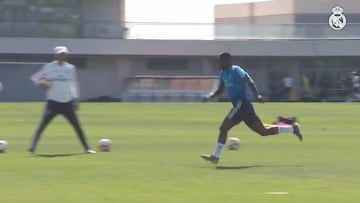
[227,137,241,150]
[98,139,112,152]
[38,78,52,89]
[0,140,8,153]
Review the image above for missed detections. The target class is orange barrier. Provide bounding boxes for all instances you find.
[123,76,218,102]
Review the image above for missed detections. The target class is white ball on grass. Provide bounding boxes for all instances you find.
[98,139,112,152]
[0,140,8,153]
[227,137,241,150]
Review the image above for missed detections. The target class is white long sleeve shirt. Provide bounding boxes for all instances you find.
[31,61,79,103]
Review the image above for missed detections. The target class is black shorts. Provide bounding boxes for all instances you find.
[46,100,76,115]
[227,100,258,126]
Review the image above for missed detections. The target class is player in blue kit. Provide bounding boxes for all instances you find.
[201,53,302,164]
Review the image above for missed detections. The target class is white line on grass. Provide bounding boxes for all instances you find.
[265,192,289,195]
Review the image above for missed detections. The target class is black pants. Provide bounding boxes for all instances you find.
[28,100,90,152]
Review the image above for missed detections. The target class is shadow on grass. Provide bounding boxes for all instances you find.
[216,164,302,170]
[32,153,84,158]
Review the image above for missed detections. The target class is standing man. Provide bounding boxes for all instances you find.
[201,53,302,164]
[351,71,360,98]
[28,46,96,154]
[282,74,293,101]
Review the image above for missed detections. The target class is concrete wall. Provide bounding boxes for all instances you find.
[294,0,360,14]
[81,0,121,22]
[215,3,252,19]
[1,36,360,101]
[215,0,360,24]
[81,0,125,38]
[129,57,216,76]
[215,15,295,24]
[79,57,118,99]
[253,0,295,17]
[0,54,358,101]
[215,0,295,22]
[295,13,360,23]
[0,63,44,101]
[80,57,132,100]
[2,37,360,57]
[215,0,360,18]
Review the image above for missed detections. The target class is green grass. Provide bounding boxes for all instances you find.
[0,102,359,203]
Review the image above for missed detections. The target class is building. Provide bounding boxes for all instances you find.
[215,0,360,24]
[215,0,360,39]
[0,0,360,101]
[214,0,360,101]
[0,0,128,101]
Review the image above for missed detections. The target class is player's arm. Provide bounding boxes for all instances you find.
[30,66,50,90]
[244,75,264,102]
[70,67,80,111]
[202,82,224,102]
[30,68,44,84]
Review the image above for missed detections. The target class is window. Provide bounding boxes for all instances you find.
[37,0,80,22]
[0,0,81,37]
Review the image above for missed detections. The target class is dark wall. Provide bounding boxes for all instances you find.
[295,14,360,23]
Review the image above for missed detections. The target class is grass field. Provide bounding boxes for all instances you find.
[0,102,359,203]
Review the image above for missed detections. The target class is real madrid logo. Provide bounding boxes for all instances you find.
[329,6,347,31]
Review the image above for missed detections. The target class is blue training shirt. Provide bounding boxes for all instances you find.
[219,65,249,104]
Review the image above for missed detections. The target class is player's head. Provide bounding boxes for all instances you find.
[218,52,232,70]
[54,46,68,62]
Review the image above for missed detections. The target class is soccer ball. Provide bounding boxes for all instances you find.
[38,77,51,89]
[0,140,8,153]
[98,139,112,152]
[227,137,241,150]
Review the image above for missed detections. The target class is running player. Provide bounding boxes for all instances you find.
[28,46,96,154]
[201,53,302,164]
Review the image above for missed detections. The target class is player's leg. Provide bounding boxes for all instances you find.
[245,116,279,136]
[201,102,241,164]
[201,117,236,164]
[61,102,95,153]
[243,103,302,141]
[247,117,302,141]
[28,101,58,153]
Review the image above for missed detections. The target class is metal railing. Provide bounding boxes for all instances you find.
[1,21,359,40]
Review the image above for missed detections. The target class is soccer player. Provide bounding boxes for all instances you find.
[201,53,302,164]
[28,46,96,154]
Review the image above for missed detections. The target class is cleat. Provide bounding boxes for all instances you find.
[28,149,34,155]
[201,154,219,164]
[278,116,294,124]
[293,123,303,142]
[85,149,96,154]
[278,116,297,125]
